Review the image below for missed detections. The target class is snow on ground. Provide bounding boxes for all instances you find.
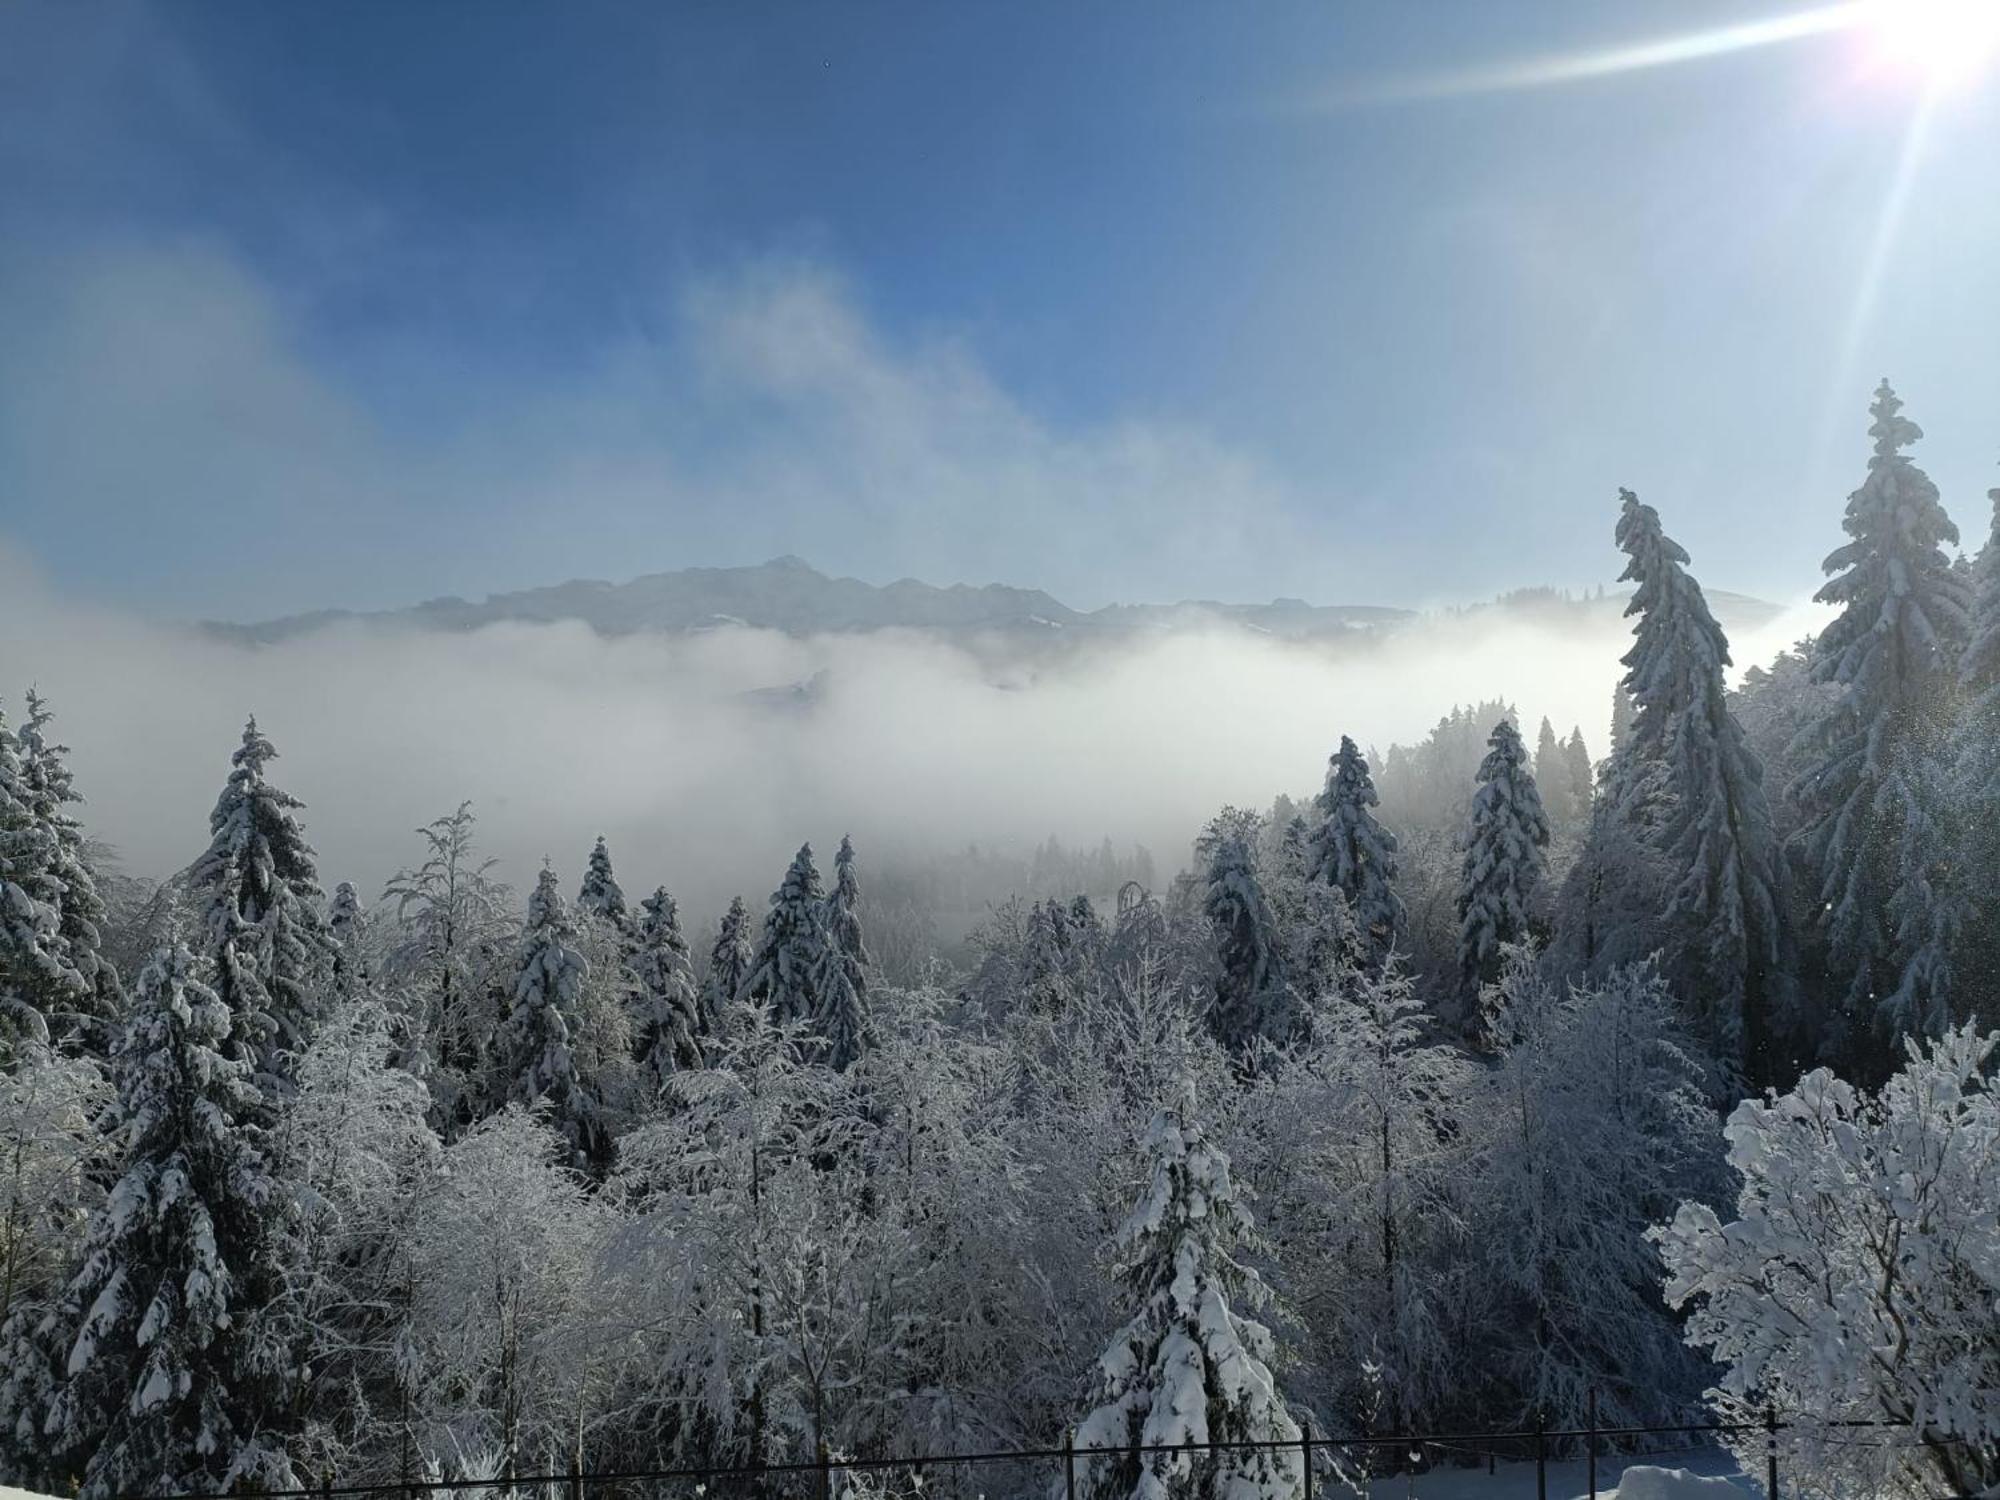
[3,1487,62,1500]
[1364,1445,1755,1500]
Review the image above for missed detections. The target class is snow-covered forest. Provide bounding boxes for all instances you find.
[3,384,1999,1500]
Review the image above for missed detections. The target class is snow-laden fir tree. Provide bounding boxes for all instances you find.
[1561,727,1593,819]
[189,717,333,1097]
[45,937,295,1499]
[741,845,826,1028]
[1951,487,2000,1022]
[1455,720,1550,1011]
[0,704,78,1055]
[1306,736,1403,967]
[810,834,872,1071]
[493,867,610,1173]
[1613,489,1787,1084]
[1070,1084,1303,1500]
[328,879,368,995]
[577,834,628,929]
[1795,382,1968,1052]
[14,691,122,1047]
[1198,809,1290,1053]
[1533,718,1574,829]
[704,895,755,1037]
[630,885,703,1090]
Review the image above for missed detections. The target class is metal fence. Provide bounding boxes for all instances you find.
[108,1409,1990,1500]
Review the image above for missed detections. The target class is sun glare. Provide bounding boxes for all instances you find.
[1864,0,2000,87]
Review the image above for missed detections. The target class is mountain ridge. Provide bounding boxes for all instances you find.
[200,556,1783,646]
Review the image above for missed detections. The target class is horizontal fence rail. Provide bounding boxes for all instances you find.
[97,1413,1992,1500]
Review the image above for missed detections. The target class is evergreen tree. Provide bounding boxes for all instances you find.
[704,896,754,1037]
[810,834,872,1072]
[1562,727,1594,817]
[631,886,703,1091]
[0,705,78,1054]
[45,939,295,1498]
[189,718,333,1098]
[1952,488,2000,1022]
[1306,736,1404,965]
[1795,382,1968,1054]
[577,835,628,929]
[1199,810,1289,1053]
[1071,1085,1302,1500]
[15,691,122,1048]
[741,845,826,1029]
[494,868,609,1173]
[1456,720,1551,1008]
[327,880,367,994]
[1534,718,1574,828]
[1613,489,1787,1083]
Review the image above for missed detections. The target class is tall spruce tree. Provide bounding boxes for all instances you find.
[1562,727,1594,816]
[0,705,78,1054]
[1950,487,2000,1023]
[1614,489,1787,1083]
[1199,810,1290,1053]
[577,835,628,928]
[1456,720,1551,1006]
[741,845,826,1028]
[45,939,294,1498]
[1795,382,1968,1054]
[810,834,872,1071]
[1306,736,1404,966]
[15,692,122,1048]
[188,718,333,1098]
[494,867,609,1172]
[1071,1085,1302,1500]
[1534,718,1574,828]
[704,896,755,1037]
[630,886,703,1090]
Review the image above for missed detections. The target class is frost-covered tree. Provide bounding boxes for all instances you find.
[1533,719,1574,829]
[1654,1024,2000,1500]
[328,880,368,995]
[189,717,333,1097]
[741,845,826,1029]
[704,896,754,1037]
[810,834,872,1072]
[493,868,609,1174]
[381,803,513,1117]
[0,1044,110,1488]
[1455,720,1550,1012]
[1795,383,1968,1055]
[577,835,628,929]
[1613,489,1787,1084]
[1475,951,1720,1429]
[1949,488,2000,1024]
[0,705,76,1055]
[1561,728,1593,817]
[46,938,296,1498]
[12,691,121,1048]
[1197,810,1289,1053]
[1306,736,1403,966]
[1071,1085,1303,1500]
[630,886,703,1091]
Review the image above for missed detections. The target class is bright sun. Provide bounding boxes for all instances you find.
[1864,0,2000,88]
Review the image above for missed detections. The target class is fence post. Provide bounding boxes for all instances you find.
[1535,1410,1547,1500]
[1587,1389,1598,1500]
[1300,1430,1313,1500]
[1065,1428,1076,1500]
[1765,1406,1779,1500]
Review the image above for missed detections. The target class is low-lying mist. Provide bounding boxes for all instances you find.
[0,549,1827,924]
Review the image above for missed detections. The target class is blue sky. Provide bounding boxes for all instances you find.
[1,0,1996,618]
